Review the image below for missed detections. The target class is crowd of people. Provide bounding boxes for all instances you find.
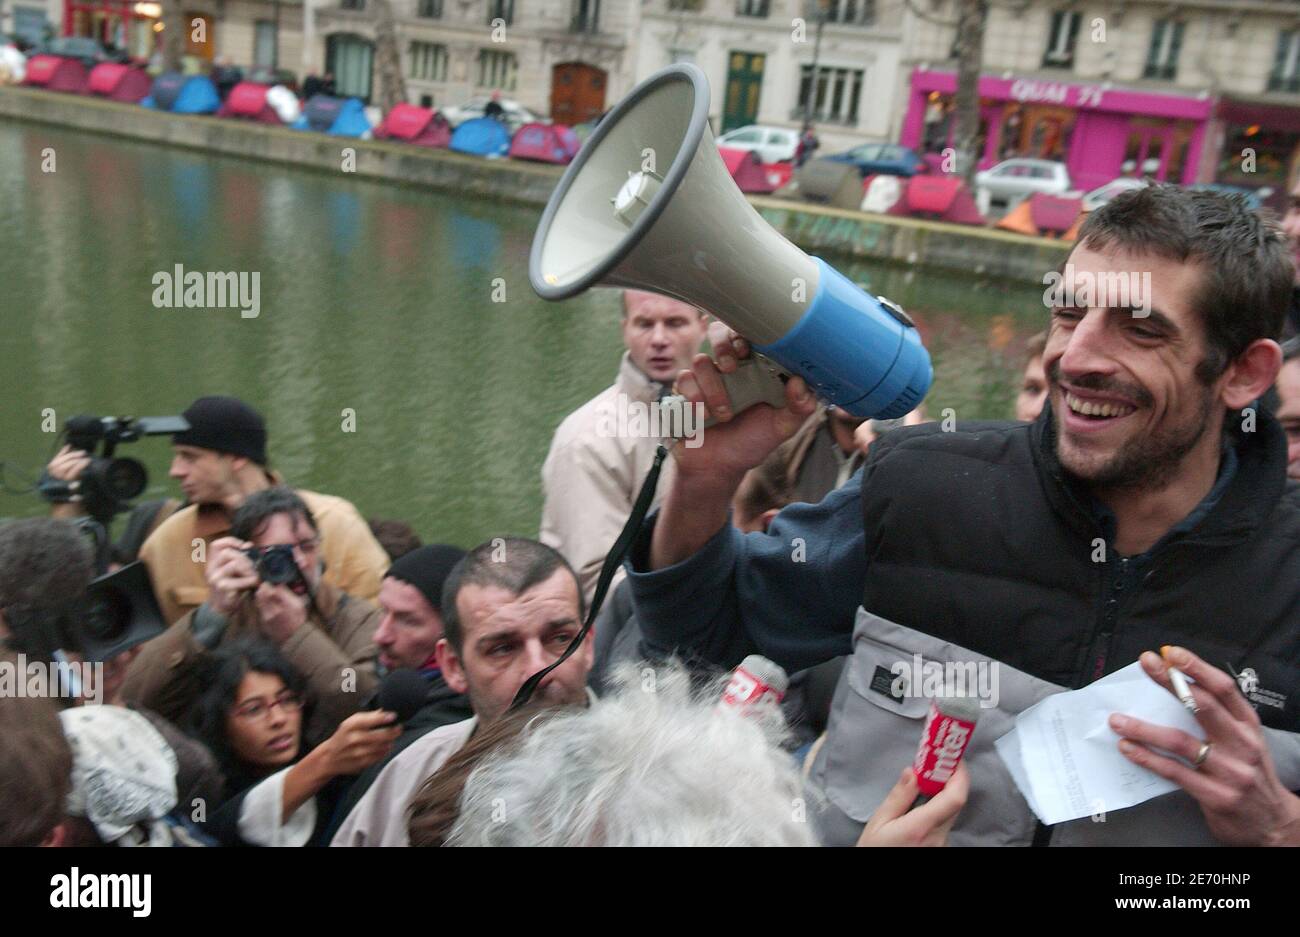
[3,182,1300,847]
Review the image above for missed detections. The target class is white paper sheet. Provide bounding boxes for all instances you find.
[995,661,1205,825]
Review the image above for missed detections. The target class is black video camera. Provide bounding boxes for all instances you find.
[39,414,189,524]
[241,544,302,586]
[79,561,166,662]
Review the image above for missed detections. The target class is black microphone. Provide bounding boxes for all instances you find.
[373,668,428,724]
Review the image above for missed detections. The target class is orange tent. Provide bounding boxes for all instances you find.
[996,193,1085,239]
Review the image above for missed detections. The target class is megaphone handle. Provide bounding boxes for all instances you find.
[704,353,791,428]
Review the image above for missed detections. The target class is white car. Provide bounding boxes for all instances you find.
[441,97,541,133]
[975,158,1072,206]
[1081,177,1149,211]
[715,125,800,164]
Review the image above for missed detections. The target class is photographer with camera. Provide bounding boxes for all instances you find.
[150,397,389,624]
[42,396,389,623]
[123,487,380,747]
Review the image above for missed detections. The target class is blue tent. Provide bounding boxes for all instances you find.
[449,117,511,158]
[141,72,220,114]
[291,94,371,137]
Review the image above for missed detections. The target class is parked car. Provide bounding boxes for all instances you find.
[823,142,927,178]
[975,158,1072,206]
[38,35,127,68]
[442,96,540,133]
[714,125,800,164]
[1081,177,1149,211]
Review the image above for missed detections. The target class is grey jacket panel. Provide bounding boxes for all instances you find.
[808,607,1300,847]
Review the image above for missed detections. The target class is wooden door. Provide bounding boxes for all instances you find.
[185,12,214,61]
[550,62,606,126]
[723,51,764,132]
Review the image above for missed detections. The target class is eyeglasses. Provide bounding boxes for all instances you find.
[233,692,304,722]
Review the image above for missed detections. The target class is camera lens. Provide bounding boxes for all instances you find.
[103,457,147,501]
[259,546,299,585]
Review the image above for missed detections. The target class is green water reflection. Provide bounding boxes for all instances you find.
[0,120,1048,545]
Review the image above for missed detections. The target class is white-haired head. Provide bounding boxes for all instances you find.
[446,662,816,846]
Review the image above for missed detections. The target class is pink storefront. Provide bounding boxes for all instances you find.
[900,69,1215,192]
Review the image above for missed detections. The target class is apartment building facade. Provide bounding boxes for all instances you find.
[897,0,1300,204]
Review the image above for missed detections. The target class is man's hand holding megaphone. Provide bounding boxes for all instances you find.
[674,321,819,471]
[653,321,819,570]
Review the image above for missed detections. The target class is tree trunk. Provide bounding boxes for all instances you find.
[951,0,987,188]
[161,0,185,72]
[371,0,406,112]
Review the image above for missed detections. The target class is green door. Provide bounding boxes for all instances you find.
[723,51,765,133]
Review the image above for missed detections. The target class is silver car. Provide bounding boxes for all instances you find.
[715,125,801,164]
[975,158,1072,206]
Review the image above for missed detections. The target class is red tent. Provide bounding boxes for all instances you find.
[86,62,150,102]
[509,122,580,164]
[23,55,89,93]
[375,103,451,147]
[888,175,985,226]
[217,82,281,123]
[717,146,778,194]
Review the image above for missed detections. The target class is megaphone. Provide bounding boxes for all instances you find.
[530,63,931,419]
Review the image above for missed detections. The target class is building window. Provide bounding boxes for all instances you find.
[571,0,599,32]
[1268,30,1300,93]
[417,0,443,17]
[409,41,448,81]
[340,0,364,9]
[420,93,434,107]
[667,0,702,10]
[796,64,864,124]
[487,0,513,26]
[824,0,873,27]
[736,0,769,17]
[477,49,517,90]
[1042,10,1079,69]
[12,6,47,46]
[253,20,277,68]
[1143,19,1183,81]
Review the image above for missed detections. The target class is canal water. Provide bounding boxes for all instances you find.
[0,120,1048,546]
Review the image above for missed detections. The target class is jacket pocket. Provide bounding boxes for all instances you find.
[821,617,934,825]
[814,607,1053,845]
[171,585,209,610]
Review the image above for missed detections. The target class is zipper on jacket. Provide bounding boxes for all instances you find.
[1086,554,1131,684]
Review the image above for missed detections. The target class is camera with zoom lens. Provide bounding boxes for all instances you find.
[38,414,189,524]
[241,544,302,585]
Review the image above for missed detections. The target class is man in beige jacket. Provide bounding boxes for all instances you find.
[540,291,707,604]
[131,396,388,626]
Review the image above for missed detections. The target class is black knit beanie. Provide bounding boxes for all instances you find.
[172,396,268,464]
[385,544,467,612]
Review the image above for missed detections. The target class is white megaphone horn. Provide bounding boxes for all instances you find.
[529,64,931,419]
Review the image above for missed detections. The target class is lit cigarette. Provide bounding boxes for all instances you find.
[1161,646,1198,714]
